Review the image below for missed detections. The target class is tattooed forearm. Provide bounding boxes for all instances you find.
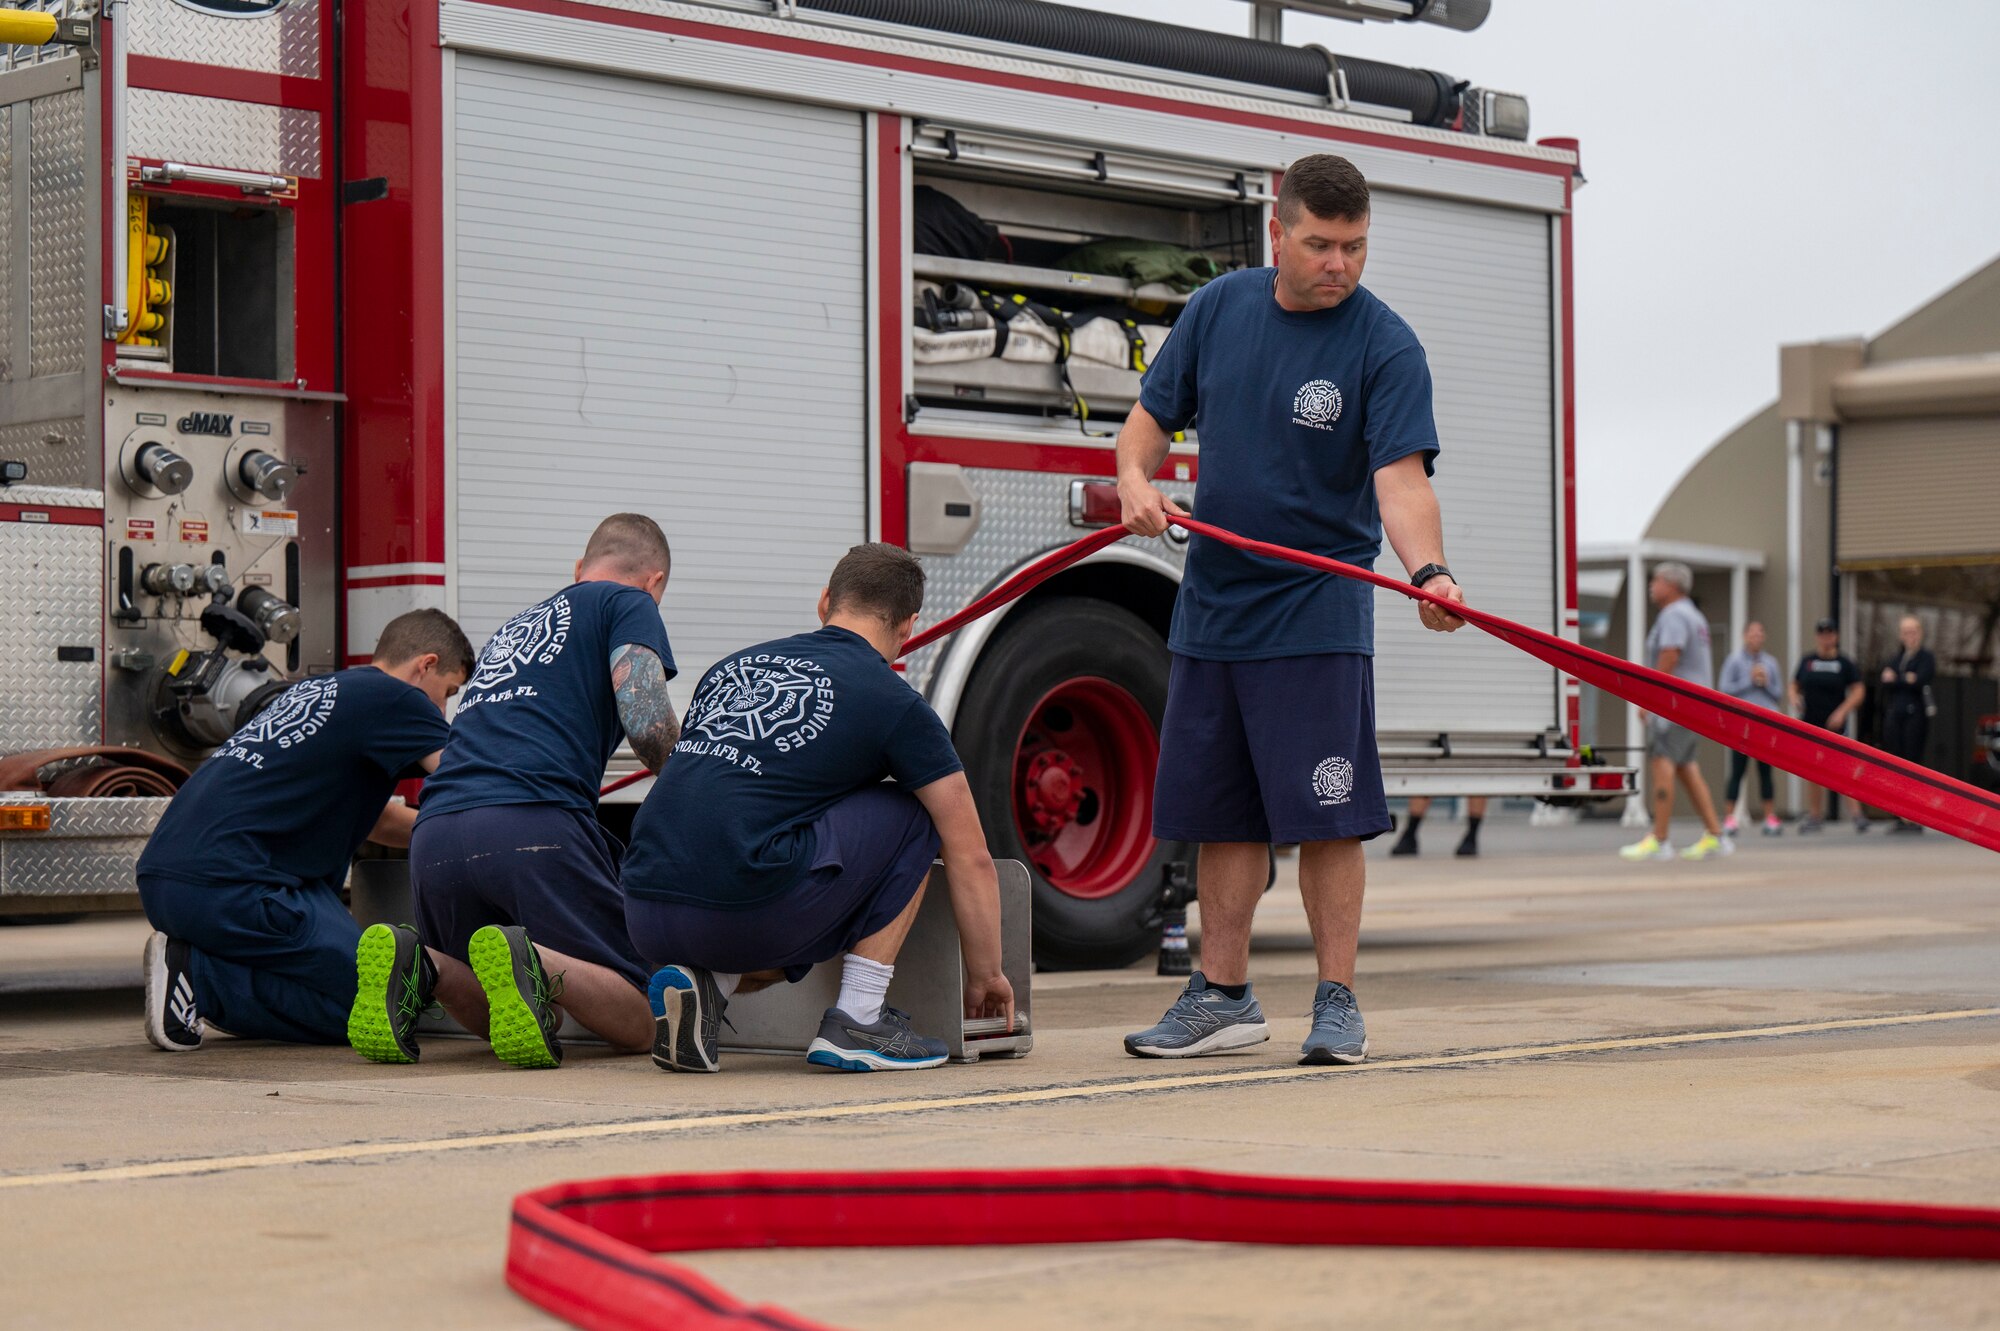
[609,644,681,772]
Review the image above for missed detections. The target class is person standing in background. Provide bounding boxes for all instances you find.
[1620,562,1730,862]
[1717,621,1784,837]
[1789,618,1868,835]
[1391,796,1485,857]
[1878,615,1936,834]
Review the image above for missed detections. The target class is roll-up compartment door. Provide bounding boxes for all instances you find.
[1361,191,1557,738]
[450,56,867,692]
[1837,417,2000,564]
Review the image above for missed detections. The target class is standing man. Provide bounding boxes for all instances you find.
[1619,562,1730,862]
[1717,620,1785,837]
[1115,153,1466,1066]
[140,610,471,1051]
[1878,615,1935,833]
[1789,617,1867,835]
[351,514,679,1069]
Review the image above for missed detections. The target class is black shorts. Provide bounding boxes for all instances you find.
[411,803,649,989]
[1152,652,1391,844]
[623,785,940,983]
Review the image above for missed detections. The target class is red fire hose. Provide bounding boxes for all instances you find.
[0,746,188,798]
[599,519,2000,850]
[540,523,2000,1328]
[507,1167,2000,1331]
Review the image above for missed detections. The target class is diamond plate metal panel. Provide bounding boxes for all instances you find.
[1,102,12,384]
[0,482,98,508]
[27,86,88,378]
[0,419,93,488]
[0,799,167,897]
[0,518,103,752]
[901,465,1189,693]
[131,0,321,79]
[129,90,320,179]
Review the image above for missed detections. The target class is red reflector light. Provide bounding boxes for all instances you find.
[1590,773,1625,791]
[1068,480,1121,528]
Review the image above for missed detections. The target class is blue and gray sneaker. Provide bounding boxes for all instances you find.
[1299,979,1368,1065]
[1123,971,1269,1059]
[648,964,723,1073]
[806,1005,948,1072]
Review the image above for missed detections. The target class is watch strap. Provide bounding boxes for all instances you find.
[1411,563,1454,590]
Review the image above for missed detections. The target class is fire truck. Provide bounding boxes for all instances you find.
[0,0,1623,966]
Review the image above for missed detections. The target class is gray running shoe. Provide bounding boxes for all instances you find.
[468,924,563,1069]
[1123,971,1269,1059]
[807,1006,948,1071]
[648,964,723,1073]
[1300,980,1369,1065]
[1797,815,1824,834]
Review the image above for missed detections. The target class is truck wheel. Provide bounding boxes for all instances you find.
[954,596,1186,971]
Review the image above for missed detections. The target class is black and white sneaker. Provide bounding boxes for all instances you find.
[143,931,203,1052]
[647,964,723,1073]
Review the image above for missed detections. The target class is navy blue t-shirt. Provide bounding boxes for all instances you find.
[622,625,963,908]
[416,581,675,820]
[138,667,448,891]
[1141,269,1440,660]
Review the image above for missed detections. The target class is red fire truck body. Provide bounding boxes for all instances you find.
[0,0,1623,964]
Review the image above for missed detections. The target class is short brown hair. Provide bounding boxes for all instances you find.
[1277,154,1370,226]
[827,542,926,626]
[581,513,671,580]
[373,608,475,678]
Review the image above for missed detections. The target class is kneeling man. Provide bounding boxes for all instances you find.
[623,542,1013,1074]
[138,610,470,1050]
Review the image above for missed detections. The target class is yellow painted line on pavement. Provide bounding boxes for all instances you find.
[7,1006,1994,1191]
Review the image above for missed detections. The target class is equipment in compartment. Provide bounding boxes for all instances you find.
[909,175,1259,427]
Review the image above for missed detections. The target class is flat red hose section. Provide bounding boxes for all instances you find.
[508,1167,2000,1330]
[897,519,2000,852]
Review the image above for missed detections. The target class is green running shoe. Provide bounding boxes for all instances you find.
[348,923,438,1064]
[469,924,563,1069]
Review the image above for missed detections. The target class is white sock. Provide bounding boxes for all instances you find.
[714,972,742,1000]
[836,954,894,1025]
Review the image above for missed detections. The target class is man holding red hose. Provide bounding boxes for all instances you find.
[1116,154,1465,1065]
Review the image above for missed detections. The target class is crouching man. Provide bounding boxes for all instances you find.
[138,610,471,1051]
[623,542,1014,1074]
[350,513,680,1069]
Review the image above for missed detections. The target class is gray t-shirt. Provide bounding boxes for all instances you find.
[1718,648,1783,710]
[1645,597,1713,688]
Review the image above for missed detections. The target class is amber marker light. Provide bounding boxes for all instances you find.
[0,805,53,832]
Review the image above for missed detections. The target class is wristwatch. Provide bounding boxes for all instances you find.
[1410,563,1454,590]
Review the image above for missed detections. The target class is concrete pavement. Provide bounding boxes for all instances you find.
[3,814,1997,1329]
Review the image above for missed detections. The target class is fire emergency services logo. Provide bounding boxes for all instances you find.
[232,675,339,751]
[1293,378,1344,430]
[687,654,835,750]
[1311,755,1355,806]
[466,595,574,696]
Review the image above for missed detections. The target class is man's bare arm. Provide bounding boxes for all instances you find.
[1656,646,1682,676]
[1114,403,1189,537]
[610,644,680,772]
[1375,452,1465,632]
[367,799,418,848]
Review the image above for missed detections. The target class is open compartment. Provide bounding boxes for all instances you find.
[122,195,296,381]
[907,123,1268,432]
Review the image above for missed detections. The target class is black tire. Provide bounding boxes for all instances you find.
[954,596,1189,971]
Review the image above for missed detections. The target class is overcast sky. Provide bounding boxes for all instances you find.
[1055,0,2000,542]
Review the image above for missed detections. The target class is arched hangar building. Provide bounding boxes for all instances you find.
[1582,255,2000,812]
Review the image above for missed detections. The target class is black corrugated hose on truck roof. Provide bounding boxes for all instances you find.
[797,0,1466,127]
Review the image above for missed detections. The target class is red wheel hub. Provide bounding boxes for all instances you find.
[1011,677,1158,900]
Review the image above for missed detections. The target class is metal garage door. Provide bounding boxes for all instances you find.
[1838,416,2000,563]
[1361,191,1556,738]
[449,56,867,698]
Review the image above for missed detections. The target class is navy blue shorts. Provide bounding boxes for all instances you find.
[1153,652,1391,844]
[411,803,649,990]
[623,785,940,983]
